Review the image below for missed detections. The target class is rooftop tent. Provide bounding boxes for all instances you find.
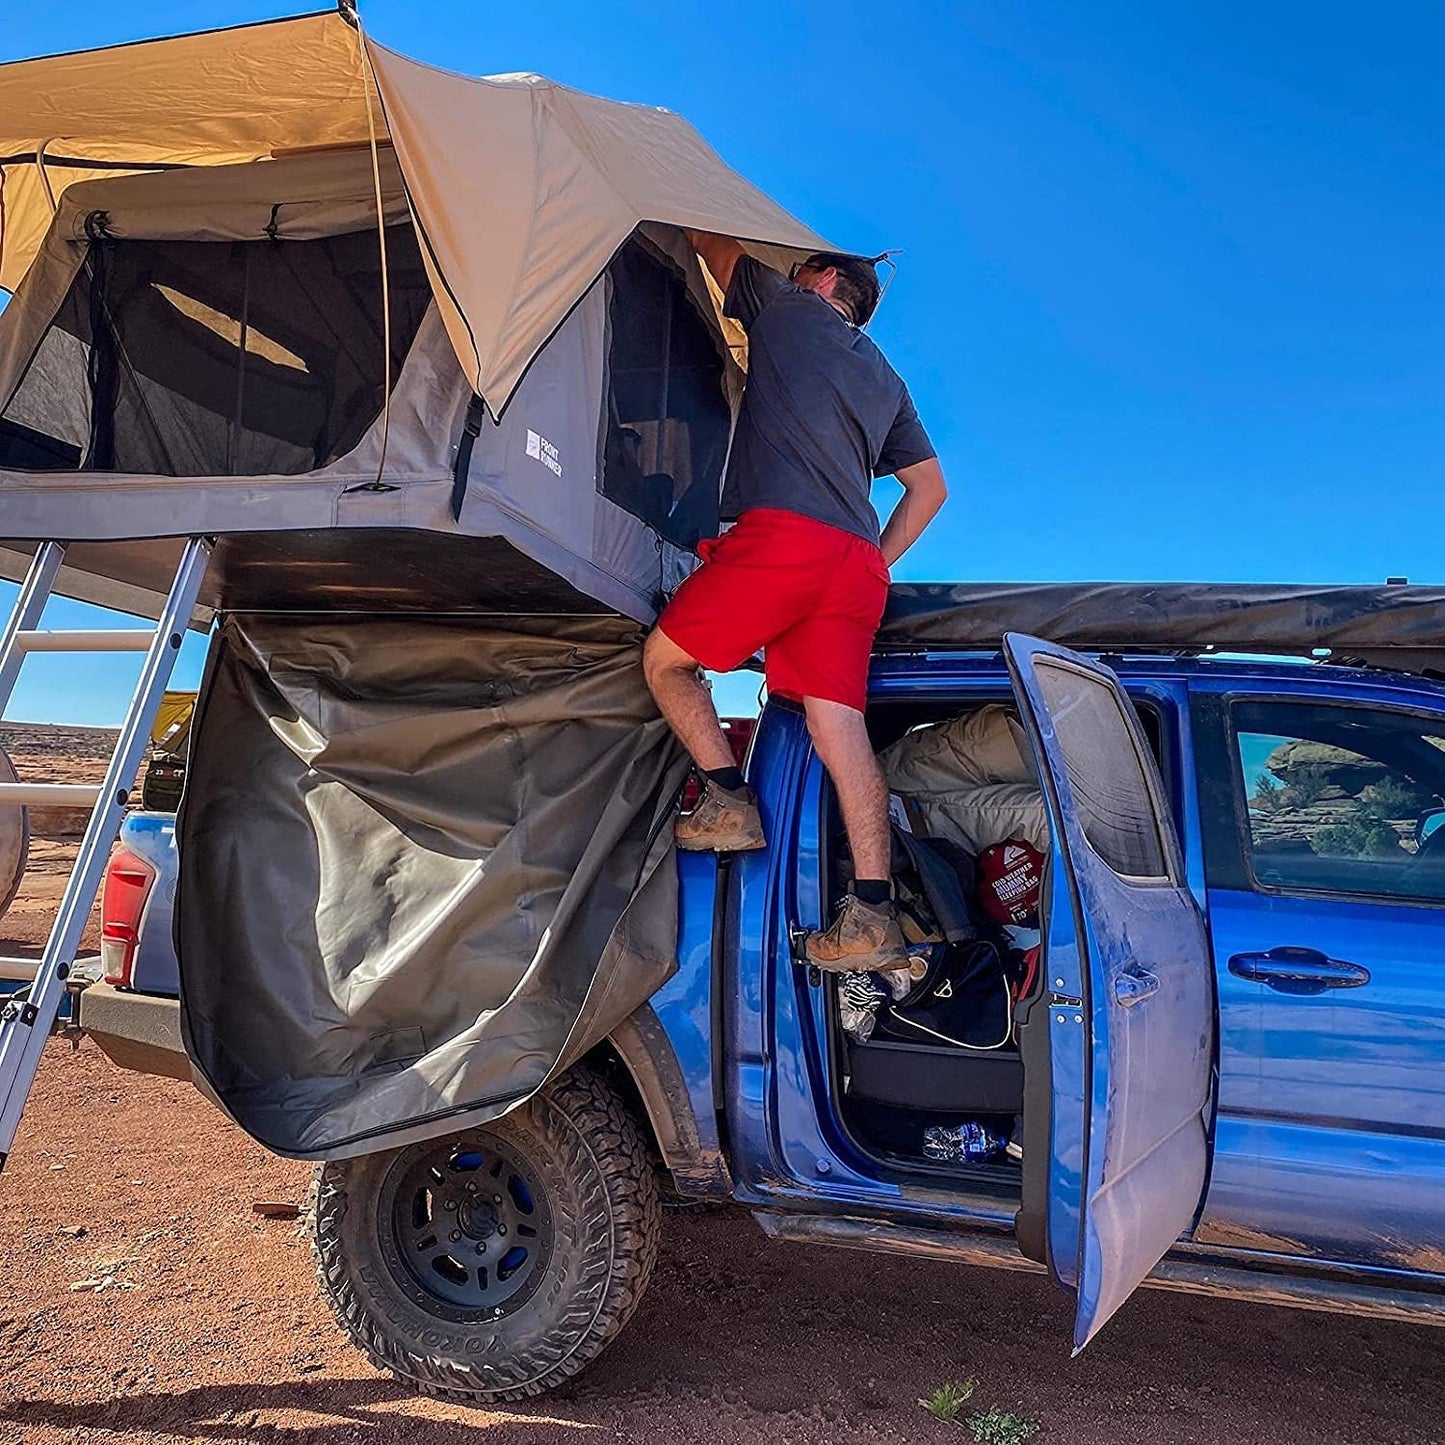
[0,6,831,620]
[0,149,748,614]
[0,11,834,1159]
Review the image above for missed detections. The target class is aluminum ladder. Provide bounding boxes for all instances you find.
[0,538,211,1169]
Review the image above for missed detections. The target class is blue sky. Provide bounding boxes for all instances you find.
[2,1,1442,724]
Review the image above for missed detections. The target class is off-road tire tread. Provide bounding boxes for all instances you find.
[307,1066,662,1405]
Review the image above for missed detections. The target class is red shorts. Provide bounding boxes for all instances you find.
[657,508,889,713]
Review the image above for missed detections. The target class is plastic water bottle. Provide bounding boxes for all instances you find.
[922,1122,1006,1163]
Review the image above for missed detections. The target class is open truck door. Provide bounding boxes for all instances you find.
[1004,634,1214,1351]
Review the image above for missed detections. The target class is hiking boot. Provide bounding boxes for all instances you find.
[675,780,766,853]
[804,893,908,974]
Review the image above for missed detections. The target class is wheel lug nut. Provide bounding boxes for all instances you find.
[498,1225,507,1236]
[475,1243,486,1255]
[444,1200,457,1211]
[466,1183,477,1194]
[493,1195,502,1204]
[450,1230,462,1242]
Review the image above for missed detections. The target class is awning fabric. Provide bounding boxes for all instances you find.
[878,582,1445,674]
[0,8,828,414]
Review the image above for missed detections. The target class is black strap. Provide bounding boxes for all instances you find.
[894,831,981,945]
[451,394,485,522]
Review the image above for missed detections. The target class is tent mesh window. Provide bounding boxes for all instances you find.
[0,221,432,477]
[600,237,729,550]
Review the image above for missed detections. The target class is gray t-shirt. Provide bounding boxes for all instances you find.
[720,256,936,546]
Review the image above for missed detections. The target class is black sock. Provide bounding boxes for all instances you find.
[705,765,745,794]
[852,879,891,906]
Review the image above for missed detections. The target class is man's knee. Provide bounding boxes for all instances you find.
[804,697,866,746]
[643,626,698,687]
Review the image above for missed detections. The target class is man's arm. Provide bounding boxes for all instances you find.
[879,457,947,567]
[685,230,746,294]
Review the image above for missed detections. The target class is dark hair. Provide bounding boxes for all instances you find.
[804,252,881,325]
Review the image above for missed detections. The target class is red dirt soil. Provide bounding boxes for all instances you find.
[0,722,125,960]
[0,1041,1442,1445]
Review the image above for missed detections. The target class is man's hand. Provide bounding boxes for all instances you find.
[685,229,746,294]
[879,457,947,567]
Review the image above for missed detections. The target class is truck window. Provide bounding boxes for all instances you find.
[1033,659,1170,881]
[1229,699,1445,905]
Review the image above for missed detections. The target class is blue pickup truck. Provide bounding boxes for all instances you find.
[79,613,1445,1404]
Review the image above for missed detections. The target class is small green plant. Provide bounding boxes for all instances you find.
[1312,817,1402,859]
[966,1405,1040,1445]
[1251,772,1284,814]
[1281,764,1333,807]
[921,1378,977,1422]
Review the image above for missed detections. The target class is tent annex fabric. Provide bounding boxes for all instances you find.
[177,612,689,1160]
[0,7,829,414]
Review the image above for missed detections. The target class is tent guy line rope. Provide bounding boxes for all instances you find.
[34,139,58,214]
[353,12,393,489]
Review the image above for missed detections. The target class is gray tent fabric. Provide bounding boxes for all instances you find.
[879,582,1445,672]
[175,612,689,1160]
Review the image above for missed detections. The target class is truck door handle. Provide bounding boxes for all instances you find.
[1113,962,1160,1008]
[1227,947,1370,994]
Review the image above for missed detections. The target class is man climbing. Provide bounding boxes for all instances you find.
[642,234,947,974]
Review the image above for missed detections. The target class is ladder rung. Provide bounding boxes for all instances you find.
[0,783,104,807]
[0,959,38,983]
[14,629,156,653]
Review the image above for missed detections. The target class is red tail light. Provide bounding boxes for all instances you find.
[100,848,158,988]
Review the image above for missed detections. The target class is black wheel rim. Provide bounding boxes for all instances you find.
[380,1133,554,1320]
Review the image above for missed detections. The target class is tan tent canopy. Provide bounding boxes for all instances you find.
[0,6,829,415]
[0,13,375,292]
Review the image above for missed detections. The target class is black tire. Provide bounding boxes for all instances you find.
[309,1066,662,1404]
[657,1177,721,1214]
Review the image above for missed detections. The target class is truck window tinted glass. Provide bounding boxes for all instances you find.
[1231,700,1445,904]
[1034,660,1169,880]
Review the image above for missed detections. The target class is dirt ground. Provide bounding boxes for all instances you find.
[0,722,123,961]
[0,1041,1439,1445]
[1,728,1443,1443]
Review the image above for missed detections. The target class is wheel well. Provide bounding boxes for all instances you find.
[583,1010,731,1199]
[585,1040,661,1165]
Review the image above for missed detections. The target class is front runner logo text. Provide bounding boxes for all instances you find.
[525,429,563,477]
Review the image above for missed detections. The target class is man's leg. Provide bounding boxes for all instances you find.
[644,627,765,852]
[642,628,734,772]
[801,697,908,973]
[803,698,890,880]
